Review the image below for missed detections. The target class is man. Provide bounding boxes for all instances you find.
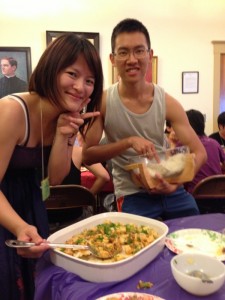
[82,18,207,220]
[209,112,225,149]
[0,56,28,98]
[185,109,225,193]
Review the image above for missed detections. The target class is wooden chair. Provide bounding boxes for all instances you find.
[192,175,225,214]
[45,184,97,233]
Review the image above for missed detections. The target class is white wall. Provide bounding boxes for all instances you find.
[1,0,225,134]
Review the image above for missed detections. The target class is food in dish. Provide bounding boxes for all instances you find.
[57,221,159,262]
[48,212,168,282]
[96,292,165,300]
[165,228,225,261]
[125,146,195,189]
[147,153,186,178]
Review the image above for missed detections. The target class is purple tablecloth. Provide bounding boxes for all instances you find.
[34,213,225,300]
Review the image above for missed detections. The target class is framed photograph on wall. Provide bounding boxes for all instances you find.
[146,56,158,84]
[46,31,99,52]
[182,71,199,94]
[0,47,31,98]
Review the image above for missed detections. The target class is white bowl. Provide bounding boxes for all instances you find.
[47,212,168,283]
[125,146,194,189]
[171,253,225,296]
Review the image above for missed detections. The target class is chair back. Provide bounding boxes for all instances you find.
[45,184,97,215]
[192,175,225,213]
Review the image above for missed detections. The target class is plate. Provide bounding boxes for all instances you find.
[96,292,165,300]
[165,228,225,260]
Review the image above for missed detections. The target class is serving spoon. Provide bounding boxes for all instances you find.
[5,239,117,259]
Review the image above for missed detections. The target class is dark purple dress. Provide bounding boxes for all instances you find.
[0,96,51,300]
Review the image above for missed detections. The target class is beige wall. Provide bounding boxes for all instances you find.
[1,0,225,134]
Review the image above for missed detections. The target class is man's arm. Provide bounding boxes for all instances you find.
[82,91,130,164]
[82,91,158,165]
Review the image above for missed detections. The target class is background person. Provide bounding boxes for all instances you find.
[209,111,225,149]
[72,132,111,196]
[0,56,28,98]
[164,120,179,149]
[184,109,225,193]
[0,33,103,300]
[82,18,207,220]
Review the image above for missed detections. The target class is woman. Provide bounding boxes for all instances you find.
[0,33,103,299]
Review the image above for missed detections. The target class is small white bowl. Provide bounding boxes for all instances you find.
[171,253,225,296]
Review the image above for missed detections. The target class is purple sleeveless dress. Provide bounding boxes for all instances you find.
[0,96,51,300]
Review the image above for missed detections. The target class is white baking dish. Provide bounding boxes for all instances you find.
[47,212,168,283]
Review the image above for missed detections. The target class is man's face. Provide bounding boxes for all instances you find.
[110,32,151,83]
[0,59,16,76]
[219,124,225,138]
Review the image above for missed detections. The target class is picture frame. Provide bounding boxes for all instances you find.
[182,71,199,94]
[112,56,158,84]
[146,56,158,84]
[0,47,31,87]
[46,31,99,52]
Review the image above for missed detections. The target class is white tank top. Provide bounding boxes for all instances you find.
[104,83,166,198]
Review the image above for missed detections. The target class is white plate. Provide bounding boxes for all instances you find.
[165,228,225,260]
[96,292,165,300]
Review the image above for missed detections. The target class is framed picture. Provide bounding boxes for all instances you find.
[46,31,99,52]
[112,56,158,84]
[0,47,31,98]
[182,71,199,94]
[146,56,158,84]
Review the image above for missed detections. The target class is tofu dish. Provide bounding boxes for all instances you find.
[58,221,159,262]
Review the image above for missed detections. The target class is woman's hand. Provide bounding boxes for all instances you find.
[56,97,100,138]
[16,224,50,258]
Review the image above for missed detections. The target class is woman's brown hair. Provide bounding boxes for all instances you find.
[29,33,103,130]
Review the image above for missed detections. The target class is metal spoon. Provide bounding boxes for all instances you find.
[187,270,213,283]
[5,239,117,259]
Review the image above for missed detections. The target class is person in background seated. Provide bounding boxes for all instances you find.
[48,134,111,225]
[51,132,110,223]
[0,33,103,300]
[164,120,179,149]
[209,111,225,150]
[185,109,225,193]
[82,18,207,221]
[72,132,110,196]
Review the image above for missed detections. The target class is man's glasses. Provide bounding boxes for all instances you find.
[113,47,150,60]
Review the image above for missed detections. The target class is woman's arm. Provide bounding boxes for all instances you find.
[48,110,100,185]
[0,100,50,257]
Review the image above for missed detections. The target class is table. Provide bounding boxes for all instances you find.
[34,213,225,300]
[81,171,114,193]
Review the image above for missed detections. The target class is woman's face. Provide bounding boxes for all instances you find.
[58,54,95,112]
